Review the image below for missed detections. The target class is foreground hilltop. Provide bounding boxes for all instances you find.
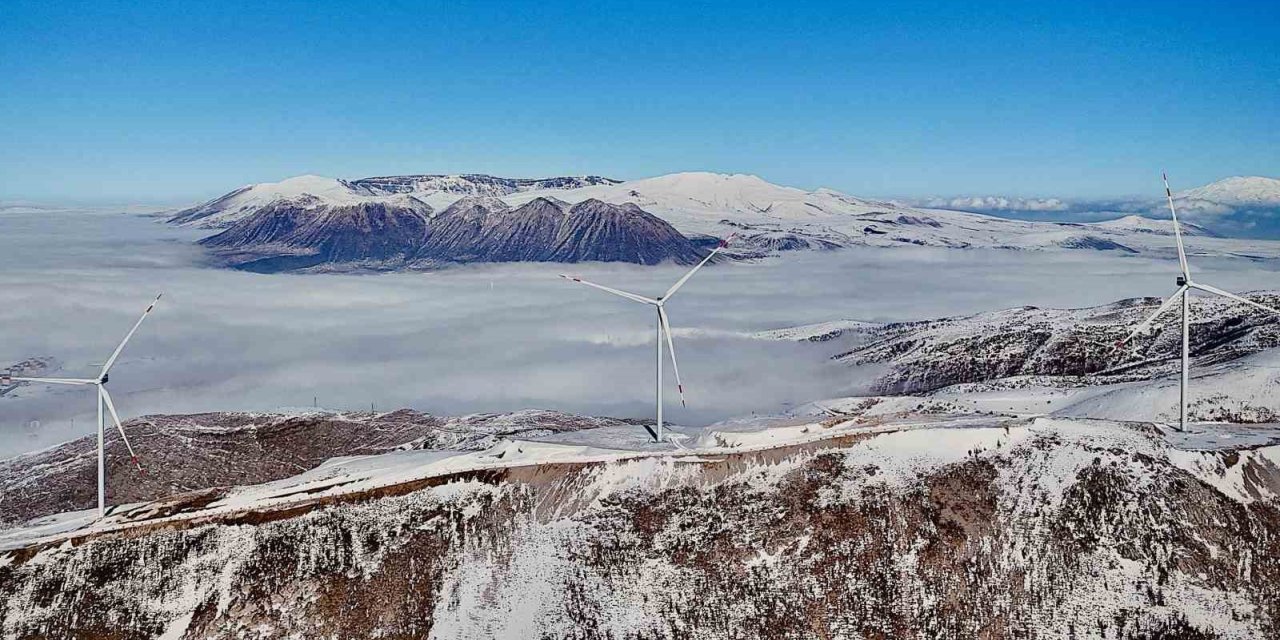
[0,409,636,527]
[1,410,1278,638]
[171,172,1280,273]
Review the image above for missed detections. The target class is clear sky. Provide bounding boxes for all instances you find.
[1,0,1276,203]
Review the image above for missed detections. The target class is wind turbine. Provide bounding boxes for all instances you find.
[11,294,162,517]
[1117,174,1280,431]
[561,237,734,443]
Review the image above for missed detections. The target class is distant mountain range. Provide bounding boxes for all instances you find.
[173,172,1280,272]
[903,175,1280,238]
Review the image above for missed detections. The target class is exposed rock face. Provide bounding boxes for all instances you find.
[199,196,707,272]
[0,409,635,528]
[200,198,434,271]
[548,199,705,265]
[1,418,1277,637]
[476,196,567,261]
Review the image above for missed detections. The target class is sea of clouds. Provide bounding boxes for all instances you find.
[1,208,1279,458]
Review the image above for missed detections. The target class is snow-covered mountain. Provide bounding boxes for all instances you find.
[173,172,1280,268]
[1178,176,1280,208]
[2,410,1278,637]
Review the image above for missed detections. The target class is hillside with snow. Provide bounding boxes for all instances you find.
[1,409,1278,637]
[0,409,637,527]
[758,291,1280,430]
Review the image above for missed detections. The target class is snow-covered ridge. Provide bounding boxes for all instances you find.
[169,174,616,228]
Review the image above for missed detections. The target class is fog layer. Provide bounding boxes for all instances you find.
[2,209,1278,457]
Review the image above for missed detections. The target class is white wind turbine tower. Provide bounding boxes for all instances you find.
[561,237,734,443]
[8,294,162,517]
[1117,174,1280,431]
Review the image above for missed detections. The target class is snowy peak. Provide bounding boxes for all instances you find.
[169,175,377,227]
[1178,176,1280,207]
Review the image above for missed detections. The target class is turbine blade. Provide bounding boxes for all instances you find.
[1118,286,1188,347]
[100,386,146,475]
[558,275,657,305]
[663,234,736,300]
[12,377,98,385]
[658,307,686,407]
[100,294,163,378]
[1162,172,1191,279]
[1190,283,1280,316]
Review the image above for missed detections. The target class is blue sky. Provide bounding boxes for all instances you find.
[1,0,1276,203]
